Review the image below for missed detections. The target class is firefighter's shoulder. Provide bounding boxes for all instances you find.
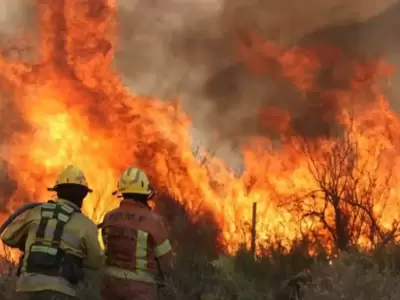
[103,207,119,218]
[147,212,170,234]
[19,204,45,222]
[70,212,98,231]
[148,211,166,224]
[25,204,42,217]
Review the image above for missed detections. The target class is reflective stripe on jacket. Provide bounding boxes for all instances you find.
[105,265,155,283]
[16,273,77,296]
[1,198,104,296]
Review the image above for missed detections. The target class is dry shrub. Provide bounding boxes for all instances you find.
[1,206,400,300]
[307,252,400,300]
[153,192,223,299]
[0,248,399,299]
[204,247,400,300]
[0,256,17,300]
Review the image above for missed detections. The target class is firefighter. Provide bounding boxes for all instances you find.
[1,165,104,300]
[101,167,173,300]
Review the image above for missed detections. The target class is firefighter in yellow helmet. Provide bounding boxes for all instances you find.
[1,165,104,300]
[101,167,173,300]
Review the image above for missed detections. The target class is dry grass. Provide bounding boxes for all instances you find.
[307,252,400,300]
[0,248,398,299]
[0,198,395,299]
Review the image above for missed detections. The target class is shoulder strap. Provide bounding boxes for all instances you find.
[34,201,80,248]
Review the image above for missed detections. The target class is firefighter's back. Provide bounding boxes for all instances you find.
[1,165,104,300]
[101,167,173,300]
[101,200,169,300]
[17,199,102,297]
[102,201,164,278]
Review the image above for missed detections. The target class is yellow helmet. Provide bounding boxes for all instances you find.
[48,165,93,192]
[113,167,153,196]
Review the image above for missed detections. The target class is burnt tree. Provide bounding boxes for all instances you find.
[292,128,399,252]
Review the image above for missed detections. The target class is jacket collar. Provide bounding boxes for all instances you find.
[120,199,150,210]
[55,198,81,211]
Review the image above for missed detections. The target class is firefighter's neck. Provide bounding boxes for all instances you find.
[120,198,151,210]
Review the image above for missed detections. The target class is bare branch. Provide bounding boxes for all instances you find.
[289,117,399,252]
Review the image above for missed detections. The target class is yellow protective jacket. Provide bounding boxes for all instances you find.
[1,198,104,296]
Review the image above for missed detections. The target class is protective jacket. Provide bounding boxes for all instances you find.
[101,200,172,284]
[1,198,104,297]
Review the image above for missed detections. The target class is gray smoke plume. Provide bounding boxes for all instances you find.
[116,0,398,162]
[0,0,398,166]
[0,0,35,40]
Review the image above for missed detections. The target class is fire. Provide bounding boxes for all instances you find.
[0,0,399,260]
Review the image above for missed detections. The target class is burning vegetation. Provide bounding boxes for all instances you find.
[0,0,399,265]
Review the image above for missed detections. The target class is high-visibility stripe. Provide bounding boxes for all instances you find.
[60,205,74,213]
[57,213,70,222]
[16,274,76,296]
[154,239,171,257]
[42,203,57,209]
[136,230,148,270]
[105,266,155,283]
[32,223,81,248]
[41,211,54,218]
[30,245,57,255]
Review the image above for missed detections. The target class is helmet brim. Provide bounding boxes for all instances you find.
[112,190,154,199]
[48,185,93,193]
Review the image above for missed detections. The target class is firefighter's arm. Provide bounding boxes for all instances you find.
[157,249,173,273]
[152,217,173,272]
[1,211,31,249]
[82,221,105,270]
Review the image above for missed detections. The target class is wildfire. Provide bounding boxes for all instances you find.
[0,0,399,260]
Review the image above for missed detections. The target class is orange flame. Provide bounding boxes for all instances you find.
[0,1,399,260]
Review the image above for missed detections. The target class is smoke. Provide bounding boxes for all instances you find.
[115,0,240,162]
[0,0,35,39]
[115,0,398,162]
[115,0,277,164]
[0,0,23,36]
[297,1,400,111]
[0,0,36,206]
[0,0,398,167]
